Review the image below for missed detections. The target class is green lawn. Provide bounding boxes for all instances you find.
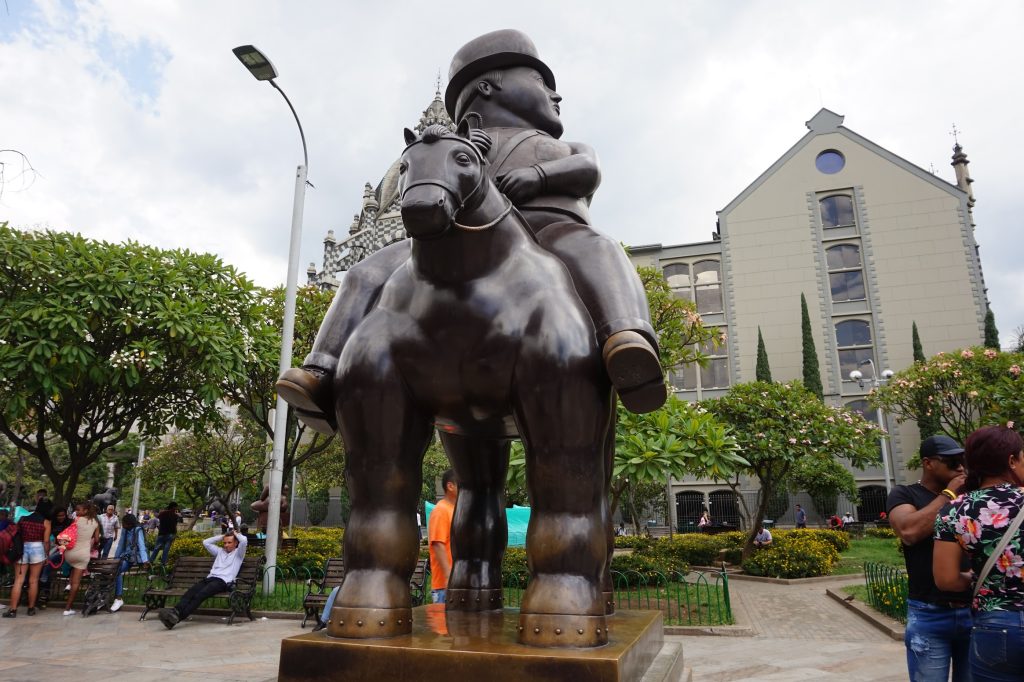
[841,584,869,601]
[833,537,903,575]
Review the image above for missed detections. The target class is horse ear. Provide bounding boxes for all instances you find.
[404,128,417,145]
[456,118,471,139]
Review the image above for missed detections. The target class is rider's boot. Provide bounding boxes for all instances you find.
[602,330,667,414]
[276,366,336,434]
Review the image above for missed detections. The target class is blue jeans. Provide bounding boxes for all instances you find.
[970,610,1024,682]
[99,537,114,558]
[905,600,973,682]
[431,589,446,604]
[153,533,175,563]
[114,557,135,597]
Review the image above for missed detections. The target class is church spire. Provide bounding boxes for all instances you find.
[415,78,454,134]
[950,123,975,223]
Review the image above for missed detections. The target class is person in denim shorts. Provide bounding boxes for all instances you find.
[3,499,53,618]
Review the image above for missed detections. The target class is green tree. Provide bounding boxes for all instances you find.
[636,266,724,372]
[705,381,882,557]
[140,420,269,528]
[613,397,744,534]
[801,294,823,399]
[911,321,942,443]
[0,226,259,509]
[755,327,772,382]
[872,346,1024,444]
[984,308,1000,349]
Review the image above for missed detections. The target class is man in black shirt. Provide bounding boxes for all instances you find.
[887,435,971,682]
[153,501,181,564]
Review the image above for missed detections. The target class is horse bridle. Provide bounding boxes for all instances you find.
[400,136,513,232]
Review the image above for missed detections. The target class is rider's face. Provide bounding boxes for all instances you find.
[492,67,563,138]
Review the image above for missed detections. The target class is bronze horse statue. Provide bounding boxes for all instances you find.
[327,120,614,648]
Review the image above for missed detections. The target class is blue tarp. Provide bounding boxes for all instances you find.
[0,506,31,522]
[425,502,530,547]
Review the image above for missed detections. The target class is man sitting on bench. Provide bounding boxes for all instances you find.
[158,523,247,629]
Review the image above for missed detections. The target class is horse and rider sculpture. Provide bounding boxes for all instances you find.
[276,29,665,648]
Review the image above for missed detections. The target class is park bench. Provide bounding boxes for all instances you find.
[302,557,345,628]
[140,554,265,625]
[843,521,866,537]
[646,525,672,538]
[81,558,121,617]
[281,537,299,551]
[300,557,430,627]
[701,525,738,536]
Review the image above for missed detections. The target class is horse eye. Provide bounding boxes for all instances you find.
[454,152,472,165]
[399,162,408,174]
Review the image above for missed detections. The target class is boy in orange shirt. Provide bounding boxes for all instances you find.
[428,470,458,604]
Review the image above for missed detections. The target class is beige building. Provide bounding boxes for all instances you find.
[629,108,987,527]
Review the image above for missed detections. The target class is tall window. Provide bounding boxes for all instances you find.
[819,195,855,228]
[663,263,692,302]
[693,260,723,314]
[699,332,730,389]
[836,320,874,379]
[826,244,866,302]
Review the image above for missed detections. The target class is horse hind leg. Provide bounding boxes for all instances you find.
[328,358,433,639]
[440,432,510,612]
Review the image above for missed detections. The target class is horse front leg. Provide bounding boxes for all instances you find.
[440,432,510,612]
[328,346,433,639]
[514,358,614,648]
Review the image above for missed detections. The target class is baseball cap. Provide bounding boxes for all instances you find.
[920,435,965,458]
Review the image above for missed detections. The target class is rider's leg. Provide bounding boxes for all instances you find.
[439,432,510,612]
[276,240,410,432]
[534,222,667,414]
[513,333,614,647]
[328,332,433,639]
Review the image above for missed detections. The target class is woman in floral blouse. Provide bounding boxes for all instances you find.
[934,425,1024,681]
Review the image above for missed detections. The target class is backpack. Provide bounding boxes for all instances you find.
[56,521,78,552]
[0,523,22,565]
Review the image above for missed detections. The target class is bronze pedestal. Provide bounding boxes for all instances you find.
[279,607,676,682]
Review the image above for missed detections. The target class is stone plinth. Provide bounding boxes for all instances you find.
[279,606,672,682]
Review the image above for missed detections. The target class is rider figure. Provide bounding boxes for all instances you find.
[278,29,666,427]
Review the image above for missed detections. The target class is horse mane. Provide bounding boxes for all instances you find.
[420,124,455,144]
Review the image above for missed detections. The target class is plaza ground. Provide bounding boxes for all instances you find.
[0,574,906,681]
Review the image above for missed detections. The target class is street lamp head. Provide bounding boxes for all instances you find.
[881,369,894,380]
[233,45,278,81]
[849,369,863,382]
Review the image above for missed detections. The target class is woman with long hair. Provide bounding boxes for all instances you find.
[110,513,149,612]
[2,499,53,617]
[61,501,100,616]
[935,425,1024,681]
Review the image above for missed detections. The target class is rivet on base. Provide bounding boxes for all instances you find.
[577,628,584,635]
[356,620,364,627]
[533,627,541,634]
[555,628,562,635]
[379,620,386,626]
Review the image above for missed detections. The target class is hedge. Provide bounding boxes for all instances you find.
[741,534,840,579]
[160,527,344,573]
[866,526,896,539]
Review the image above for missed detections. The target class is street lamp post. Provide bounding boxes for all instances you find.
[233,45,309,592]
[849,359,895,493]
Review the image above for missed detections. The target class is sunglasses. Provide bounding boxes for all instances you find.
[928,455,964,469]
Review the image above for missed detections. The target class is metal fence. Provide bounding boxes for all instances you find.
[863,561,908,623]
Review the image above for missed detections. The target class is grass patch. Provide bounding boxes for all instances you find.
[833,537,903,575]
[841,584,869,601]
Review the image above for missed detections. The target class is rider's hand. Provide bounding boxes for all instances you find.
[468,129,492,155]
[496,167,542,203]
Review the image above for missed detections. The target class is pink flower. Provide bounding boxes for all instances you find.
[996,549,1024,578]
[1008,421,1016,430]
[961,349,974,359]
[979,501,1011,529]
[984,349,998,359]
[959,517,982,544]
[1010,365,1021,377]
[788,438,797,444]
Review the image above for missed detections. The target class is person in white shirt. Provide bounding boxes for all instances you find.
[98,505,120,558]
[753,525,773,548]
[157,526,248,629]
[842,512,855,525]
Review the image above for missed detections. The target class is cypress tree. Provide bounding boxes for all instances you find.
[912,321,925,363]
[912,321,942,440]
[755,327,772,382]
[984,308,1000,349]
[801,294,824,399]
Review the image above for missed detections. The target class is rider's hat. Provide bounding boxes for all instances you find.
[445,29,556,122]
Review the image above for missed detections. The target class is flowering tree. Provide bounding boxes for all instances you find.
[872,346,1024,445]
[0,225,260,509]
[705,381,883,556]
[636,266,725,372]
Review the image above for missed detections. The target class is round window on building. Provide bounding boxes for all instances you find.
[815,150,846,174]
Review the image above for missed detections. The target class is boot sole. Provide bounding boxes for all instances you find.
[276,378,324,413]
[604,342,668,413]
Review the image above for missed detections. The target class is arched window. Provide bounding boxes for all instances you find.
[662,263,692,301]
[826,244,866,302]
[835,320,874,379]
[845,399,877,424]
[698,331,730,389]
[820,195,855,229]
[857,485,888,522]
[675,491,705,531]
[693,260,722,314]
[708,490,740,527]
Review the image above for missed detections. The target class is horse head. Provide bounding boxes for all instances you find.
[399,119,491,240]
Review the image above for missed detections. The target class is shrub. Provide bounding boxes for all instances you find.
[776,528,851,553]
[502,546,529,579]
[160,527,344,574]
[866,526,896,539]
[613,535,655,550]
[610,552,688,584]
[741,535,838,579]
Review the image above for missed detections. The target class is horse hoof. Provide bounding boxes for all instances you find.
[517,612,609,648]
[326,606,412,639]
[445,588,504,611]
[276,366,333,414]
[602,331,667,414]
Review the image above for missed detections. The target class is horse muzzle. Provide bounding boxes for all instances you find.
[401,188,455,240]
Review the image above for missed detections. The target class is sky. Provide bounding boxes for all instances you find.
[2,0,1022,343]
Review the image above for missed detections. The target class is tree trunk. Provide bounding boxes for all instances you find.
[742,481,775,559]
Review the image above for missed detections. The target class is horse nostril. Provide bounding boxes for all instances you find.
[436,197,445,206]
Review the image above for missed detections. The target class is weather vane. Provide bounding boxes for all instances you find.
[435,69,442,95]
[950,123,961,146]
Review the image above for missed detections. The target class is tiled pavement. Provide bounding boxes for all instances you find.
[0,576,907,681]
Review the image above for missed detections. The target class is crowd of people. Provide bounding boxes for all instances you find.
[1,497,249,628]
